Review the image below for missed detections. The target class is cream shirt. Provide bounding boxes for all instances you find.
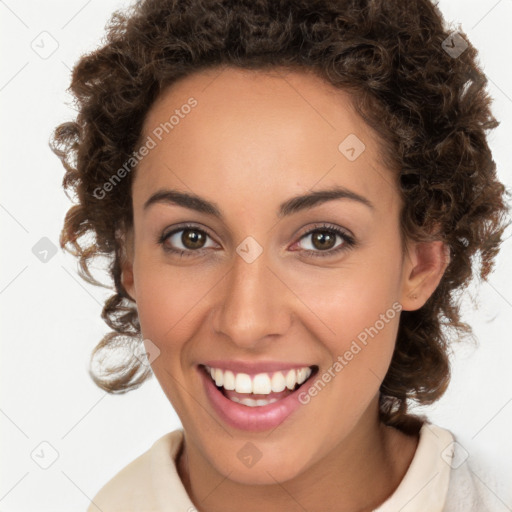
[86,423,498,511]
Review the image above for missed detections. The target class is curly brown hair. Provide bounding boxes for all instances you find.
[50,0,510,432]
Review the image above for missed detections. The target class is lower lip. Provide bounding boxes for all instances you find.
[199,366,312,432]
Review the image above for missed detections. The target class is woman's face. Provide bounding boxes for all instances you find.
[123,66,432,484]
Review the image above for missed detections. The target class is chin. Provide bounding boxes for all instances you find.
[200,435,315,485]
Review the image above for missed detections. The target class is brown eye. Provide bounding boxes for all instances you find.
[180,228,206,249]
[295,224,356,258]
[159,224,217,256]
[310,231,337,251]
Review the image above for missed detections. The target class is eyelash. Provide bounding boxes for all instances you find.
[157,223,356,259]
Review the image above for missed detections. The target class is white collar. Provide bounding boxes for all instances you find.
[374,423,453,512]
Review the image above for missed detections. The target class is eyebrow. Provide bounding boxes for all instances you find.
[143,186,375,219]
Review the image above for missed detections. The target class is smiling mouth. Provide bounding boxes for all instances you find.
[200,364,319,407]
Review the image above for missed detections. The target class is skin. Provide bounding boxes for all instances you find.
[121,66,449,512]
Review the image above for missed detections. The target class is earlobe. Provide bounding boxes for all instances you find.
[400,239,450,311]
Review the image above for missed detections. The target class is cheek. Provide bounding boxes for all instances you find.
[132,258,206,344]
[336,282,400,352]
[286,252,402,406]
[318,284,399,392]
[132,261,206,407]
[288,257,402,345]
[134,257,188,341]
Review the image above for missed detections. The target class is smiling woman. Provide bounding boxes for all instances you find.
[50,0,510,511]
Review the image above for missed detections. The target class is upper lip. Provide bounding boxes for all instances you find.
[201,360,316,374]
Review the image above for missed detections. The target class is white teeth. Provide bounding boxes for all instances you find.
[234,373,253,393]
[256,399,275,406]
[205,365,313,395]
[223,370,235,390]
[240,398,258,407]
[271,371,286,392]
[297,367,312,385]
[285,369,297,390]
[214,368,223,387]
[230,396,279,407]
[252,373,272,394]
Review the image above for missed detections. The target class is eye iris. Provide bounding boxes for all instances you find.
[312,231,336,250]
[182,229,205,249]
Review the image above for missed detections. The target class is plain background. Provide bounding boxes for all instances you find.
[1,1,511,510]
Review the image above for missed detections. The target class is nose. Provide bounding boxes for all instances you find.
[211,246,292,350]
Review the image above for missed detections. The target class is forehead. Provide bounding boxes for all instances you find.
[133,66,398,216]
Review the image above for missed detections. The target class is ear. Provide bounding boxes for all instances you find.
[399,238,450,311]
[118,227,136,302]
